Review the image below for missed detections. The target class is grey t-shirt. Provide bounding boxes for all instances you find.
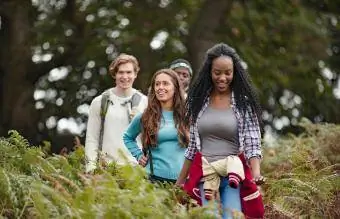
[198,106,239,163]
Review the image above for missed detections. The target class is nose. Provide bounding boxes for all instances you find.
[156,84,164,90]
[122,73,129,78]
[218,74,227,82]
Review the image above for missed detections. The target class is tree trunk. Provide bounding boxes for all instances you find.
[187,0,234,73]
[0,1,39,142]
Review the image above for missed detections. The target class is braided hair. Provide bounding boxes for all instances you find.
[186,43,264,134]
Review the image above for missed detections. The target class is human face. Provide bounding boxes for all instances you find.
[154,73,175,107]
[115,62,137,90]
[211,56,233,93]
[174,67,191,90]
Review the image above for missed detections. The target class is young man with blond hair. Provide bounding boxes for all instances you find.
[85,54,148,173]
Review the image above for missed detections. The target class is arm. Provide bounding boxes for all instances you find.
[85,97,101,173]
[177,123,198,185]
[176,158,192,186]
[123,113,143,160]
[243,106,262,179]
[183,122,198,160]
[249,157,261,179]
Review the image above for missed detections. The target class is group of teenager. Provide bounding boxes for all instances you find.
[85,43,265,219]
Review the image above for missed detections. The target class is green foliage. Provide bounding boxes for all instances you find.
[1,0,340,143]
[262,119,340,218]
[0,131,214,219]
[1,123,340,218]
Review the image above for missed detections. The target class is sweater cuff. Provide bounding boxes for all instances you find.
[246,150,262,161]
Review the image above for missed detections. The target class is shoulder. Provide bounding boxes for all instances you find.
[133,89,147,99]
[133,89,148,106]
[89,89,113,107]
[89,95,102,107]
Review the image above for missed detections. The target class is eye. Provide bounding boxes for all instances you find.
[214,70,221,75]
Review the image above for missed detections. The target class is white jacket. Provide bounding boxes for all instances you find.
[85,88,148,172]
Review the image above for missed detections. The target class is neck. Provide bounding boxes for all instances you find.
[160,101,173,111]
[211,88,232,97]
[113,86,133,97]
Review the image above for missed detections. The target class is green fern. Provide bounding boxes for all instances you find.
[1,124,339,218]
[262,120,340,218]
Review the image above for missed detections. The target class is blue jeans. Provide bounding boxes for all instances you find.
[200,177,242,219]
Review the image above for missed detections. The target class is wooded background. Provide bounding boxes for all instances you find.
[0,0,339,148]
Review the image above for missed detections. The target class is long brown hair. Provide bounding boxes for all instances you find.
[141,69,188,149]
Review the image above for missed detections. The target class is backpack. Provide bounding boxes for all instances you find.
[98,90,143,151]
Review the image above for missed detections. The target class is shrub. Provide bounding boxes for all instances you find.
[0,131,213,219]
[1,119,339,218]
[262,119,340,218]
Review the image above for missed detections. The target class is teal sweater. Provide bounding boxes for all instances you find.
[123,110,185,180]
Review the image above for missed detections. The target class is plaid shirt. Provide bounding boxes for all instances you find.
[184,92,262,161]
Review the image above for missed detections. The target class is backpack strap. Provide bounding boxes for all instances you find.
[122,91,143,123]
[148,147,154,176]
[143,146,154,176]
[131,92,142,108]
[99,90,111,151]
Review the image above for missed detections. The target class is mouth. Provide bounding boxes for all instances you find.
[120,81,131,86]
[217,82,227,88]
[156,90,166,96]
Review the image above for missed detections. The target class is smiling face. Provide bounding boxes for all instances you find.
[154,73,175,106]
[115,62,137,90]
[211,56,234,94]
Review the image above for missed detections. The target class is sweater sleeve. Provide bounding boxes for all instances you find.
[123,113,143,160]
[84,96,101,173]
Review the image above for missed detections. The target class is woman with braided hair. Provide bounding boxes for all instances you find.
[176,43,264,218]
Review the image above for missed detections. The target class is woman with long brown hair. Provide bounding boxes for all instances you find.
[123,69,188,183]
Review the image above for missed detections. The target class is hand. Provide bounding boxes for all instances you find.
[252,175,266,185]
[249,157,264,185]
[175,180,184,188]
[138,155,149,167]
